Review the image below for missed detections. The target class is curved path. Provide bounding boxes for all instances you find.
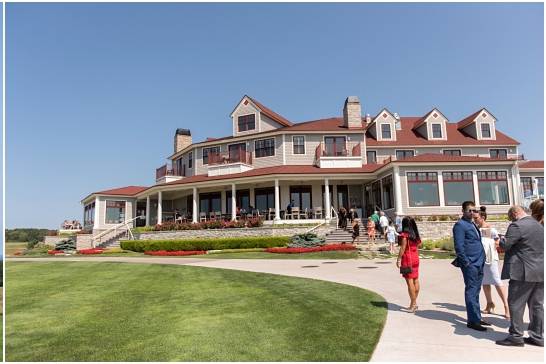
[9,257,544,362]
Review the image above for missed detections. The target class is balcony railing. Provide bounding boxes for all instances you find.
[208,150,253,166]
[156,164,184,180]
[315,142,362,158]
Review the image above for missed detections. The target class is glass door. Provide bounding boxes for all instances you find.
[324,137,346,156]
[229,143,246,163]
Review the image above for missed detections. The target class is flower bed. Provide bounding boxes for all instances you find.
[78,248,104,255]
[144,250,207,256]
[265,243,357,254]
[47,250,64,255]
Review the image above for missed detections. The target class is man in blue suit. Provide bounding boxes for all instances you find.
[453,200,490,331]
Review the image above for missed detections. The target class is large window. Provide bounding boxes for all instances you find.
[381,124,392,139]
[396,150,415,160]
[255,187,275,211]
[443,149,461,156]
[84,202,95,226]
[174,158,185,176]
[324,136,346,156]
[489,149,507,159]
[431,124,442,138]
[255,138,275,158]
[407,172,440,207]
[226,189,250,214]
[481,123,491,138]
[199,192,221,213]
[366,150,377,164]
[443,172,474,206]
[202,146,221,165]
[521,177,533,197]
[238,114,255,132]
[382,175,394,210]
[105,200,126,224]
[478,171,509,205]
[290,186,312,210]
[293,136,305,154]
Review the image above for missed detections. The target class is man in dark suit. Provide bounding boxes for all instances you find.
[496,206,544,347]
[453,200,490,331]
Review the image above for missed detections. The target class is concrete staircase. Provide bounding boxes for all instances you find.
[325,225,391,253]
[96,230,127,249]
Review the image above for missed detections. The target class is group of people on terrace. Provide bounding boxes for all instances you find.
[61,219,82,230]
[391,198,544,348]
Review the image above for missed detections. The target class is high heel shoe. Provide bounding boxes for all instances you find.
[406,305,418,313]
[482,302,495,314]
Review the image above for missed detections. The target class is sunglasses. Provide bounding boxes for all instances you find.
[465,209,479,213]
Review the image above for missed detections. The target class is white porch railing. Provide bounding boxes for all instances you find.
[91,215,144,248]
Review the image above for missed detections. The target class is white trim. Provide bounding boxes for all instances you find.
[430,122,444,139]
[404,171,441,208]
[379,123,393,140]
[292,135,306,155]
[478,122,495,140]
[254,137,276,158]
[441,148,463,156]
[475,169,512,206]
[393,166,403,214]
[103,199,128,226]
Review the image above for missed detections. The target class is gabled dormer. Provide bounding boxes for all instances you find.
[457,108,497,140]
[230,95,292,137]
[367,108,397,141]
[412,108,448,140]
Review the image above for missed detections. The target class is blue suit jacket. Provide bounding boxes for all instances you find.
[453,218,485,267]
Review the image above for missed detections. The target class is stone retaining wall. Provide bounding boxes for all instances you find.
[417,221,511,240]
[135,225,333,241]
[44,234,93,250]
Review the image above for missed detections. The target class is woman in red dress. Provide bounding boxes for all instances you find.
[396,216,422,313]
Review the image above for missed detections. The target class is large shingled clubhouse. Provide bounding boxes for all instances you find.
[81,95,544,232]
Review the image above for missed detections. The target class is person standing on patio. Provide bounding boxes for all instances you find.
[379,212,389,241]
[396,216,422,313]
[452,201,489,332]
[351,218,360,244]
[496,206,544,347]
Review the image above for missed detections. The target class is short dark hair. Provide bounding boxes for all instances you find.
[462,201,475,211]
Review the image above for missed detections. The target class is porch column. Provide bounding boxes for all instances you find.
[231,183,237,221]
[379,178,384,209]
[192,187,198,223]
[145,196,150,226]
[93,196,100,230]
[393,166,403,215]
[274,179,281,221]
[157,191,163,225]
[472,171,480,204]
[325,178,331,219]
[511,165,520,205]
[437,172,445,207]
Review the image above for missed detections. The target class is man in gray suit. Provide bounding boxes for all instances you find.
[496,206,544,347]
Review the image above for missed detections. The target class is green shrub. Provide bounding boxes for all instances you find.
[208,248,266,254]
[421,240,435,250]
[120,236,290,252]
[438,215,450,221]
[440,238,454,251]
[289,232,325,248]
[55,237,76,251]
[102,248,126,254]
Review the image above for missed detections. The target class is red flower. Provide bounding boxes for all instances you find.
[143,250,207,256]
[78,249,104,255]
[47,250,64,255]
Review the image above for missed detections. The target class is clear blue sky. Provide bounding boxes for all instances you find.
[6,2,544,229]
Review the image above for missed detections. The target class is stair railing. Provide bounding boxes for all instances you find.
[91,215,144,248]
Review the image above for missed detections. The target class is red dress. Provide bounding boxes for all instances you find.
[399,232,420,279]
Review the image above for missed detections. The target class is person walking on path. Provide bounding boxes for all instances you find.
[453,200,490,332]
[367,217,376,248]
[379,212,389,241]
[386,221,398,254]
[396,216,422,313]
[529,199,544,225]
[496,206,544,347]
[473,206,510,319]
[371,210,381,234]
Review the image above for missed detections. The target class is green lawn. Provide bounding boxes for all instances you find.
[6,262,387,361]
[5,242,28,256]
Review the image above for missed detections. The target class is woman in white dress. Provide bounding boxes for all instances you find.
[474,206,510,319]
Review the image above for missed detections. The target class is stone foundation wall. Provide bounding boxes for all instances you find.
[417,221,511,240]
[75,234,93,250]
[136,225,333,241]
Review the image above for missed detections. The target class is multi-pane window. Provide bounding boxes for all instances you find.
[202,146,221,165]
[366,150,377,164]
[290,186,312,210]
[381,124,392,139]
[238,114,255,132]
[407,172,440,207]
[105,200,126,224]
[443,150,461,156]
[443,172,474,206]
[431,124,442,138]
[293,136,305,154]
[477,171,509,205]
[84,202,95,226]
[174,158,185,176]
[481,123,491,138]
[188,152,193,168]
[538,177,544,196]
[324,136,346,156]
[396,150,415,160]
[521,177,533,197]
[255,187,275,211]
[199,192,221,213]
[255,138,275,158]
[226,190,250,214]
[489,149,507,159]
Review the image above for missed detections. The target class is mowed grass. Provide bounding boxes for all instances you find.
[5,242,28,256]
[6,262,387,362]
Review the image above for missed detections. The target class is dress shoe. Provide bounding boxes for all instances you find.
[524,337,544,347]
[467,322,487,331]
[479,320,491,326]
[496,338,524,347]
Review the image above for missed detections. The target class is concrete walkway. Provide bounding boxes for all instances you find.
[9,257,544,362]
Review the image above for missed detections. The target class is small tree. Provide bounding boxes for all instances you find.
[55,237,77,251]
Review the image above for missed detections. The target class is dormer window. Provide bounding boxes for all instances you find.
[238,114,255,132]
[431,123,442,138]
[481,123,491,138]
[490,149,507,159]
[381,124,392,139]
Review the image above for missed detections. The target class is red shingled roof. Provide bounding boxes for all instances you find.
[395,153,519,163]
[283,117,366,131]
[519,160,544,169]
[248,97,293,127]
[457,110,483,129]
[366,118,519,146]
[94,186,148,196]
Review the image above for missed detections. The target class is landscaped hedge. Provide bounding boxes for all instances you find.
[120,236,290,252]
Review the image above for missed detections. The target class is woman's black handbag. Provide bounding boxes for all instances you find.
[399,239,413,274]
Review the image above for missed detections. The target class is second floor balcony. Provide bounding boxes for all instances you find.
[207,149,253,177]
[315,141,362,168]
[156,164,185,184]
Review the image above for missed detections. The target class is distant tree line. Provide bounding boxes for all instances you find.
[5,228,56,244]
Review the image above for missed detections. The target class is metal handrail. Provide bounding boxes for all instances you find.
[91,215,144,248]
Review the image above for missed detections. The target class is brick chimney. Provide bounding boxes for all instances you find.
[174,129,192,153]
[343,96,362,128]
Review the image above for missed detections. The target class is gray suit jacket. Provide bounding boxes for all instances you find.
[500,216,544,282]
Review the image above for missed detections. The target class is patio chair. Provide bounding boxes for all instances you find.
[199,212,207,222]
[313,207,323,219]
[300,208,309,219]
[268,208,275,220]
[290,206,300,220]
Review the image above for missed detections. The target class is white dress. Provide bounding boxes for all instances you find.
[480,227,503,286]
